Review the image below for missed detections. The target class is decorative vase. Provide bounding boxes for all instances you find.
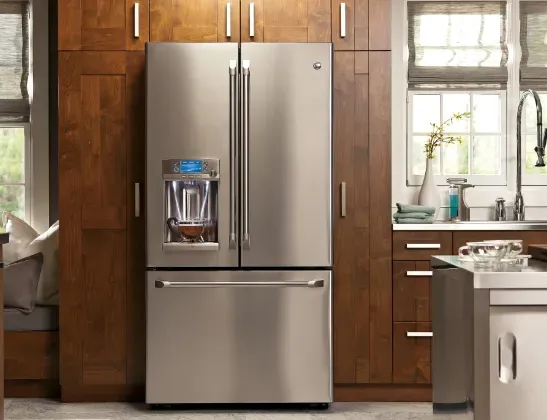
[418,158,440,220]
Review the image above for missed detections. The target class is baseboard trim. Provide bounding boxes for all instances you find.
[334,384,432,402]
[61,385,145,402]
[6,380,60,398]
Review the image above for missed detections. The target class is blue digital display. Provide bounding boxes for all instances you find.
[181,160,202,173]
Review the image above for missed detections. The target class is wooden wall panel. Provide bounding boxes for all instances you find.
[125,52,147,385]
[82,230,127,385]
[59,52,84,386]
[333,51,370,384]
[369,0,390,50]
[368,51,392,383]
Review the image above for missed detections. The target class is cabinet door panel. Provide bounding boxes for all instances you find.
[393,261,431,322]
[150,0,240,42]
[332,0,368,50]
[393,322,431,384]
[333,52,370,384]
[59,0,149,50]
[241,0,331,42]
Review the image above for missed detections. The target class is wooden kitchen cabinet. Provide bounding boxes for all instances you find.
[241,0,331,42]
[150,0,240,42]
[393,322,431,384]
[58,0,149,50]
[332,0,368,50]
[59,51,146,394]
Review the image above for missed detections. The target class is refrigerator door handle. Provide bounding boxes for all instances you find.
[242,60,251,250]
[155,279,325,288]
[229,60,238,249]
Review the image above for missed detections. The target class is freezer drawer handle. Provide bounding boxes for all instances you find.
[406,332,433,338]
[155,279,325,289]
[406,271,433,277]
[340,3,346,38]
[249,3,255,37]
[406,243,441,250]
[241,60,251,250]
[134,2,139,38]
[226,2,232,37]
[229,60,238,249]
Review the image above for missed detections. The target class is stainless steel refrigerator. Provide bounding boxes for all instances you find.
[145,42,332,405]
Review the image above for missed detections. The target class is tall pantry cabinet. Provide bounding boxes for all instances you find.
[58,0,394,402]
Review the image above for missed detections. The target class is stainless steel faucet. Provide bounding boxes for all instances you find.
[515,89,547,221]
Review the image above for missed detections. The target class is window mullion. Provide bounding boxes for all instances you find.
[439,92,444,176]
[469,93,475,177]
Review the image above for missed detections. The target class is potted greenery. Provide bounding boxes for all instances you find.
[418,111,471,218]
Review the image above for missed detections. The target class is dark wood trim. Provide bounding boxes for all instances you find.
[5,380,60,398]
[61,385,144,402]
[334,384,432,402]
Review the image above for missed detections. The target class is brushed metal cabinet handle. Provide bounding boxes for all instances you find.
[134,182,140,218]
[249,2,255,37]
[155,279,325,288]
[134,2,139,38]
[406,271,433,277]
[406,332,433,338]
[340,2,347,38]
[226,2,232,38]
[341,182,347,217]
[406,243,441,249]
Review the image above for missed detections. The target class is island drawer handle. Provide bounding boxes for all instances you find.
[406,271,433,277]
[406,332,433,338]
[406,243,441,249]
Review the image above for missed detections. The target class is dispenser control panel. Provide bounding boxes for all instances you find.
[162,158,220,180]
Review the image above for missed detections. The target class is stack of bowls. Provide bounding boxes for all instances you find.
[458,241,514,266]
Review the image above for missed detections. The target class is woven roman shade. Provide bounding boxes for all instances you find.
[0,1,30,121]
[520,2,547,90]
[408,1,508,89]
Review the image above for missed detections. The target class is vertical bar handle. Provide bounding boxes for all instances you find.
[340,2,346,38]
[341,182,347,217]
[226,2,232,38]
[134,183,140,218]
[134,2,140,38]
[498,333,517,383]
[249,3,255,37]
[242,60,251,250]
[229,60,237,249]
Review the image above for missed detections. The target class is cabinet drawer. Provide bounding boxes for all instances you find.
[393,231,452,261]
[393,261,431,322]
[393,322,431,384]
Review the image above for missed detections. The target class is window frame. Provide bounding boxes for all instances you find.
[406,90,508,187]
[0,122,31,221]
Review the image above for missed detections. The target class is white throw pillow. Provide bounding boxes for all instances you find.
[2,212,39,265]
[19,222,59,304]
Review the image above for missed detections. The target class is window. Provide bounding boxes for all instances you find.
[408,91,505,185]
[406,1,508,186]
[0,1,31,220]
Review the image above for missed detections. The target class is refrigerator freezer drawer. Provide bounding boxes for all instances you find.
[146,270,333,404]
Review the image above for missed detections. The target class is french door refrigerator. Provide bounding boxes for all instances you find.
[145,42,332,405]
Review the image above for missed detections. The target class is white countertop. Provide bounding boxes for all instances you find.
[393,221,547,231]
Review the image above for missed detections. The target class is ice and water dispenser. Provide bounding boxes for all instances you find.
[162,158,219,250]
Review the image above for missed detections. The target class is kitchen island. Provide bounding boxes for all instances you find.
[431,255,547,420]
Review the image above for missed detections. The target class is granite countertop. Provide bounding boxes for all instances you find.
[0,233,8,245]
[432,255,547,289]
[393,221,547,231]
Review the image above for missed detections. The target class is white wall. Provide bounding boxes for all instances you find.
[391,0,547,221]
